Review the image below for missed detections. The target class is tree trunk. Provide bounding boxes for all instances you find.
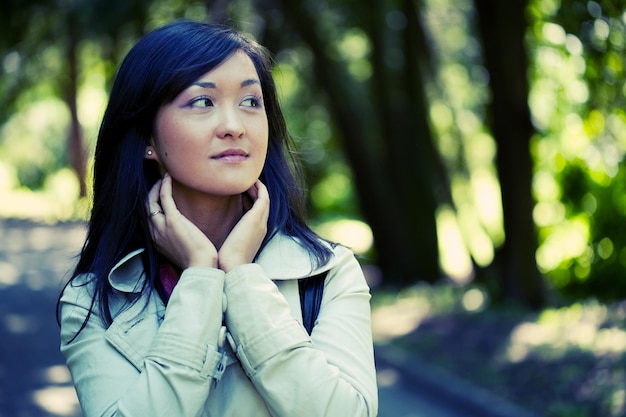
[473,0,545,307]
[65,13,87,198]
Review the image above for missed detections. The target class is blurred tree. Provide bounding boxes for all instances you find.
[473,0,545,307]
[64,7,87,197]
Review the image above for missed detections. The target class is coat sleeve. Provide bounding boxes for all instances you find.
[59,268,225,417]
[223,246,378,417]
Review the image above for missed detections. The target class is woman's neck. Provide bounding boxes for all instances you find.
[173,190,244,250]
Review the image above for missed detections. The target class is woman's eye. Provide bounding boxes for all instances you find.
[190,96,213,108]
[241,96,263,108]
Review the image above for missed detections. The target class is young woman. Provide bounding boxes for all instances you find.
[58,20,377,417]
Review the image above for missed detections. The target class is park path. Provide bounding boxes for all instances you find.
[0,218,502,417]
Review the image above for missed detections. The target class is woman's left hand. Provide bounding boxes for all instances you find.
[218,180,270,272]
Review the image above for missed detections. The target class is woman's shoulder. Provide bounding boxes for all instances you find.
[59,273,103,342]
[60,273,97,306]
[257,231,359,280]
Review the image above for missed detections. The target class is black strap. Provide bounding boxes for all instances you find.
[298,271,327,335]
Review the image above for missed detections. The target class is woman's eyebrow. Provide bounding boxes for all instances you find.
[192,79,260,89]
[193,81,216,89]
[241,79,260,87]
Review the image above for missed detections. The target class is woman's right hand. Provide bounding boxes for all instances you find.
[218,180,270,272]
[147,173,218,269]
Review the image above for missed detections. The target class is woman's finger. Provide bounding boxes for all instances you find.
[158,173,178,215]
[246,180,269,208]
[146,179,166,226]
[246,180,259,200]
[255,180,269,203]
[247,180,269,220]
[147,178,162,211]
[145,179,163,242]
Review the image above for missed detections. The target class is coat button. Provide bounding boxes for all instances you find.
[222,293,227,312]
[218,325,227,348]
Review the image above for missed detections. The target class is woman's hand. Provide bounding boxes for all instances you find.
[218,180,270,272]
[147,173,218,269]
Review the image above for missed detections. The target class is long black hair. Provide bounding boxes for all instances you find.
[59,20,332,328]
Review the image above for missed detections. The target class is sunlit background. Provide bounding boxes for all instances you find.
[4,0,626,290]
[2,0,626,416]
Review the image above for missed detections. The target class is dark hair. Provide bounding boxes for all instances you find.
[59,20,331,328]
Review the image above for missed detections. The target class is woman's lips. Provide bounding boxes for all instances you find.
[211,149,249,162]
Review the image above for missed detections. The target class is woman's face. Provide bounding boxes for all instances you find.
[148,50,269,198]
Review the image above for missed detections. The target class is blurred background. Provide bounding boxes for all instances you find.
[1,0,626,416]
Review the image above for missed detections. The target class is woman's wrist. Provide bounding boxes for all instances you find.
[187,252,218,269]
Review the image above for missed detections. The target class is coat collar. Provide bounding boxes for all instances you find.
[108,232,337,293]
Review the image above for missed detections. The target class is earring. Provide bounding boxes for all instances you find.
[147,150,153,156]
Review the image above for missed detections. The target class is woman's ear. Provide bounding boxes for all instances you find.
[145,143,166,177]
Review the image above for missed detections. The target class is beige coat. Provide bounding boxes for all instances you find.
[60,233,378,417]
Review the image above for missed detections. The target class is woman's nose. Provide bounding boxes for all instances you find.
[216,107,245,139]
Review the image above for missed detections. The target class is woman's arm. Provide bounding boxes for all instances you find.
[223,247,378,417]
[60,267,225,417]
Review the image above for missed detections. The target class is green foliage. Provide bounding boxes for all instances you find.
[528,0,626,301]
